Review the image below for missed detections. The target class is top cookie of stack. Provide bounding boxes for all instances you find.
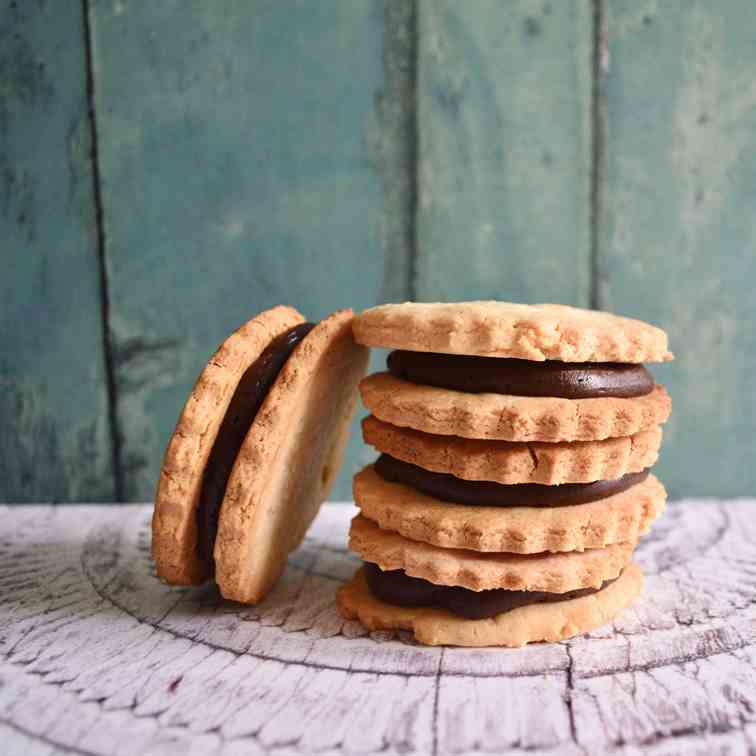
[338,301,672,646]
[355,301,671,444]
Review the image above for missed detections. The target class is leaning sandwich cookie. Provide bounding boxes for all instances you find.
[151,307,368,603]
[339,301,671,646]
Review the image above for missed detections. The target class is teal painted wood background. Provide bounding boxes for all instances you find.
[2,0,755,502]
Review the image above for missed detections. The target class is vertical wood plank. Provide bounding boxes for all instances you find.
[88,0,402,499]
[598,1,756,497]
[0,1,114,501]
[415,0,593,305]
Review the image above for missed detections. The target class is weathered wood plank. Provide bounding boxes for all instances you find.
[88,0,406,500]
[0,2,114,502]
[597,1,756,497]
[2,501,756,754]
[415,0,593,305]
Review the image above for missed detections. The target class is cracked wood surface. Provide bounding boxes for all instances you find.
[1,501,755,755]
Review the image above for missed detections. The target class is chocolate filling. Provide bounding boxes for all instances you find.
[196,322,315,566]
[387,351,654,399]
[364,562,616,620]
[374,454,649,508]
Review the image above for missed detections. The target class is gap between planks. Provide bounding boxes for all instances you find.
[81,0,124,501]
[590,0,605,311]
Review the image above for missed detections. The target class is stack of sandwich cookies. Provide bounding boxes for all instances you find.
[337,302,672,647]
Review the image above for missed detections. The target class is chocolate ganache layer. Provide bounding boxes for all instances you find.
[387,350,654,398]
[374,453,649,508]
[364,562,617,620]
[196,322,316,565]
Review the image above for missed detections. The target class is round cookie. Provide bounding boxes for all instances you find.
[354,465,666,554]
[336,563,644,647]
[353,302,671,362]
[349,515,636,592]
[360,372,671,443]
[152,305,305,585]
[362,415,662,485]
[214,310,369,604]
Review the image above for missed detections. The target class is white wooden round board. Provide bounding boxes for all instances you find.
[1,500,755,755]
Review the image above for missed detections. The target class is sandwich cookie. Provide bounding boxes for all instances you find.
[357,303,672,443]
[337,562,643,647]
[349,514,636,593]
[152,307,368,603]
[354,464,666,554]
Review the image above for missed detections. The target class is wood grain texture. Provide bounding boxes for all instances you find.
[87,0,402,501]
[597,1,756,498]
[415,0,593,305]
[0,1,115,502]
[1,501,755,754]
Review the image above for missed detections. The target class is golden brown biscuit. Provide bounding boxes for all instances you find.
[152,305,304,585]
[354,464,666,553]
[360,372,671,443]
[214,310,369,604]
[362,415,662,485]
[336,563,644,646]
[353,302,671,362]
[349,515,636,592]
